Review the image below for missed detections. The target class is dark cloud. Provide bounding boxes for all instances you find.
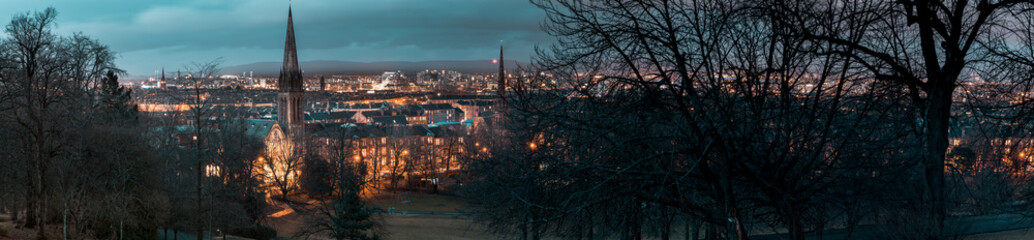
[0,0,552,75]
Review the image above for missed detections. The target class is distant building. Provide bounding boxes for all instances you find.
[320,75,326,92]
[419,103,461,123]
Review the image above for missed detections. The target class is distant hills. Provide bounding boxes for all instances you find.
[219,60,525,76]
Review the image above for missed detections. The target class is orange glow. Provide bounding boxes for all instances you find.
[205,164,221,177]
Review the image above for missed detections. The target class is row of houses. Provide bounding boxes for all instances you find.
[240,117,476,182]
[304,102,478,125]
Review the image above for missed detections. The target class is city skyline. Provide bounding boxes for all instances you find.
[0,0,550,77]
[8,1,1031,239]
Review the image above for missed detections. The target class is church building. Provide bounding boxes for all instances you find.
[278,6,306,145]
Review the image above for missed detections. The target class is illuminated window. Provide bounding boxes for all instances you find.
[205,164,221,177]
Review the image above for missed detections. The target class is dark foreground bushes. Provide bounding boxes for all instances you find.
[229,224,277,240]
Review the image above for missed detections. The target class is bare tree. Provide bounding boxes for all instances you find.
[181,57,222,239]
[459,1,926,240]
[0,8,135,239]
[264,126,302,199]
[768,0,1034,237]
[385,126,414,191]
[0,9,62,238]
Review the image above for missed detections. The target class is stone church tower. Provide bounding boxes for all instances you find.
[278,6,305,142]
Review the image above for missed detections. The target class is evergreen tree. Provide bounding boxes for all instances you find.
[328,186,378,240]
[99,70,137,123]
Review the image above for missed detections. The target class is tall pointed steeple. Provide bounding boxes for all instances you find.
[498,42,506,95]
[278,4,306,142]
[159,67,167,89]
[279,5,303,92]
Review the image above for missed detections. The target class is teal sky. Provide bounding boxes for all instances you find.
[0,0,551,77]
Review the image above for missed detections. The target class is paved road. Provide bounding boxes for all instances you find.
[754,214,1034,240]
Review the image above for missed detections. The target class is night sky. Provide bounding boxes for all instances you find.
[0,0,552,77]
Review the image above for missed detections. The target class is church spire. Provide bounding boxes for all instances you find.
[159,67,167,89]
[279,5,302,92]
[498,41,505,95]
[278,4,306,143]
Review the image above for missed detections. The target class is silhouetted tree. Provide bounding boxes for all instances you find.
[462,1,920,240]
[769,0,1034,237]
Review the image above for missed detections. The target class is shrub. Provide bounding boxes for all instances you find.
[0,223,10,237]
[90,223,156,240]
[230,224,277,240]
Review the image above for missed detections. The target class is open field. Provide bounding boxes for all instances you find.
[965,228,1034,240]
[266,190,481,239]
[365,190,469,213]
[382,215,493,240]
[265,206,493,239]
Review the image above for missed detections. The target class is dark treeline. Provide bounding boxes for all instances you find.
[461,0,1034,240]
[0,8,275,240]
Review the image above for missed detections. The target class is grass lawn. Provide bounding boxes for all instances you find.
[365,190,468,213]
[267,189,475,239]
[381,215,494,240]
[965,228,1034,240]
[266,208,494,240]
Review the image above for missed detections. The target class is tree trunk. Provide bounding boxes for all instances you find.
[36,155,48,240]
[521,214,529,240]
[661,216,671,240]
[690,220,702,240]
[12,199,19,227]
[723,163,749,240]
[62,204,67,240]
[684,220,690,240]
[197,147,204,240]
[783,204,805,240]
[924,85,953,239]
[705,223,716,240]
[25,197,35,229]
